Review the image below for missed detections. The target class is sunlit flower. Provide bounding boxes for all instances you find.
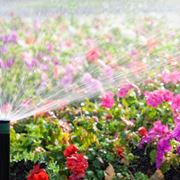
[144,89,173,108]
[161,71,180,84]
[118,84,134,98]
[101,92,114,108]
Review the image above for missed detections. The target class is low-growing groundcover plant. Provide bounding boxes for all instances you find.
[10,71,180,180]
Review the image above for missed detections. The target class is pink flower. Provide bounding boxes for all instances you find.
[22,52,38,70]
[86,48,101,62]
[161,71,180,84]
[82,73,103,93]
[174,113,180,124]
[103,66,113,80]
[118,84,134,98]
[101,92,115,108]
[144,89,173,108]
[1,103,12,114]
[171,94,180,113]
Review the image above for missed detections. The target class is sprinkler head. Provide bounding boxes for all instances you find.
[0,120,10,180]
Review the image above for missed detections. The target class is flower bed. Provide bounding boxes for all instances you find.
[10,72,180,179]
[0,15,179,179]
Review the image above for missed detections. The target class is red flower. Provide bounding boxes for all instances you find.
[138,127,147,137]
[116,147,124,158]
[27,164,49,180]
[106,114,113,120]
[86,48,101,62]
[64,145,79,157]
[66,154,88,177]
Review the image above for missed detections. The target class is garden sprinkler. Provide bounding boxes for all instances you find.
[0,120,10,180]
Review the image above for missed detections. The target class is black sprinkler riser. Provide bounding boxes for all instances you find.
[0,120,10,180]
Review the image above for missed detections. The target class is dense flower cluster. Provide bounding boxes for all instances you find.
[27,164,49,180]
[140,120,180,168]
[161,71,180,84]
[64,144,79,157]
[64,145,88,180]
[144,89,173,108]
[118,84,134,98]
[67,154,88,180]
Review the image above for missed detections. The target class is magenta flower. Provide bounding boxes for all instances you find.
[140,120,170,146]
[177,146,180,155]
[0,44,8,54]
[156,136,172,169]
[0,58,15,69]
[173,123,180,142]
[139,120,180,168]
[6,58,15,68]
[0,58,5,69]
[1,32,18,44]
[161,71,180,84]
[144,89,173,108]
[171,94,180,113]
[144,91,163,108]
[174,113,180,124]
[118,84,134,98]
[101,92,114,108]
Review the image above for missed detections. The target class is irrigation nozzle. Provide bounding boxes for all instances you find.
[0,120,10,180]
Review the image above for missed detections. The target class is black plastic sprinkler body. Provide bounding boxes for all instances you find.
[0,120,10,180]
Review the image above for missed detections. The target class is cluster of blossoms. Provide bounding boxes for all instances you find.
[144,89,180,124]
[27,164,49,180]
[161,71,180,84]
[64,145,88,180]
[139,120,180,169]
[101,83,136,109]
[117,84,135,98]
[144,89,173,108]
